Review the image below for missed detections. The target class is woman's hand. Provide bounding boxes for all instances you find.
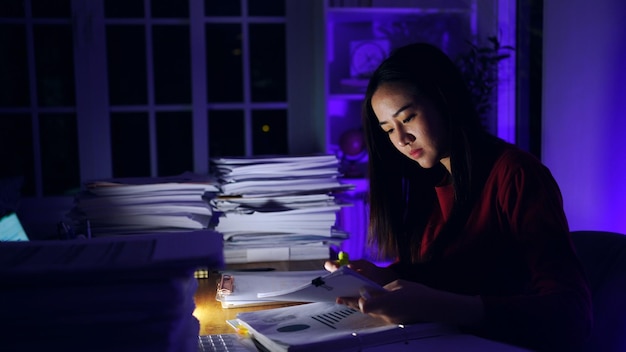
[337,279,485,327]
[324,259,399,286]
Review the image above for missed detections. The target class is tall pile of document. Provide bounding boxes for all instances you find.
[67,172,219,237]
[209,155,353,264]
[0,230,224,352]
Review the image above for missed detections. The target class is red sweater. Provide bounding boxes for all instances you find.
[389,147,592,351]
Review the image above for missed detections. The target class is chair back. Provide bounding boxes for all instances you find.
[570,230,626,352]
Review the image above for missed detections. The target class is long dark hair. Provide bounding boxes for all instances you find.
[362,42,503,263]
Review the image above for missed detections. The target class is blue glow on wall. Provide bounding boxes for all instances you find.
[543,0,626,234]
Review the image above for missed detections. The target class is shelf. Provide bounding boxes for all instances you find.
[327,7,472,23]
[324,0,482,154]
[328,93,366,100]
[325,4,475,98]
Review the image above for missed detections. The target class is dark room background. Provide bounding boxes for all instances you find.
[1,0,292,199]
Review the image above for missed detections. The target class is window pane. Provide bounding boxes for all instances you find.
[111,112,150,177]
[153,25,191,104]
[248,0,285,16]
[39,113,79,196]
[0,114,35,196]
[205,1,240,16]
[156,111,192,176]
[32,0,71,18]
[107,25,147,105]
[34,24,75,107]
[252,109,287,155]
[151,0,188,18]
[206,24,243,102]
[0,25,29,107]
[104,0,144,18]
[208,110,244,157]
[249,24,286,102]
[0,0,25,17]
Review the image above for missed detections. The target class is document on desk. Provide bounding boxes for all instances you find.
[255,266,384,302]
[216,270,328,308]
[217,266,383,308]
[235,301,456,352]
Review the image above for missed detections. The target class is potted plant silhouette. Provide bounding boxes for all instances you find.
[454,36,515,124]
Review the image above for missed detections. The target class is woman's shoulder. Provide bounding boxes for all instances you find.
[498,143,541,164]
[490,143,554,181]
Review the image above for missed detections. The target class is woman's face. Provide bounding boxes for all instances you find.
[371,82,450,172]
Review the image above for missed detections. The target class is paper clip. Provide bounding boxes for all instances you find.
[217,274,234,295]
[57,221,76,240]
[86,219,92,239]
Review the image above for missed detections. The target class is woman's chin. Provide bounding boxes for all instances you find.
[412,158,435,169]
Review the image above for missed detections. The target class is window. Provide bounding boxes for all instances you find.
[0,0,77,196]
[0,0,289,197]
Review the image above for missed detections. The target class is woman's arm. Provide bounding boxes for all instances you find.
[477,150,592,350]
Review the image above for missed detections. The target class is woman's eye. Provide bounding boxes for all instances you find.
[383,128,393,135]
[402,115,415,124]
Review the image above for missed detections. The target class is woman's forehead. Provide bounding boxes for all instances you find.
[372,82,429,107]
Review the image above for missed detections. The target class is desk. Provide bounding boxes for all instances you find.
[192,260,532,351]
[193,260,325,335]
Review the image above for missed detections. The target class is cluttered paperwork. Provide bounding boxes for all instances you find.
[216,270,328,308]
[234,301,457,352]
[216,266,384,308]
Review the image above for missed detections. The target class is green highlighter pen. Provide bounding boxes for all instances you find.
[337,251,350,266]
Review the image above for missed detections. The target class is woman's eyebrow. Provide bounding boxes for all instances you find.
[392,103,413,117]
[379,103,414,126]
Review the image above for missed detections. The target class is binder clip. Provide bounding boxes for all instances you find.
[312,277,333,291]
[217,274,234,295]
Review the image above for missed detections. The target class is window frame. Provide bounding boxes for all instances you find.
[2,0,317,199]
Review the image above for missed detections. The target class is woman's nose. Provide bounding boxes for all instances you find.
[396,129,413,147]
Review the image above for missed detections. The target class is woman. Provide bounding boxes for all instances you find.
[325,43,592,351]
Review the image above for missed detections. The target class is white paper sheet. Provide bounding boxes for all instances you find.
[256,266,384,302]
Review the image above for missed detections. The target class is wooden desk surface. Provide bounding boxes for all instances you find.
[193,260,326,335]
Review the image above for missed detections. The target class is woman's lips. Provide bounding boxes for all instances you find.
[409,148,423,158]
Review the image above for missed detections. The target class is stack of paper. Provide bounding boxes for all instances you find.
[67,172,220,236]
[212,155,342,184]
[216,269,329,308]
[209,155,354,264]
[0,230,224,351]
[215,266,383,308]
